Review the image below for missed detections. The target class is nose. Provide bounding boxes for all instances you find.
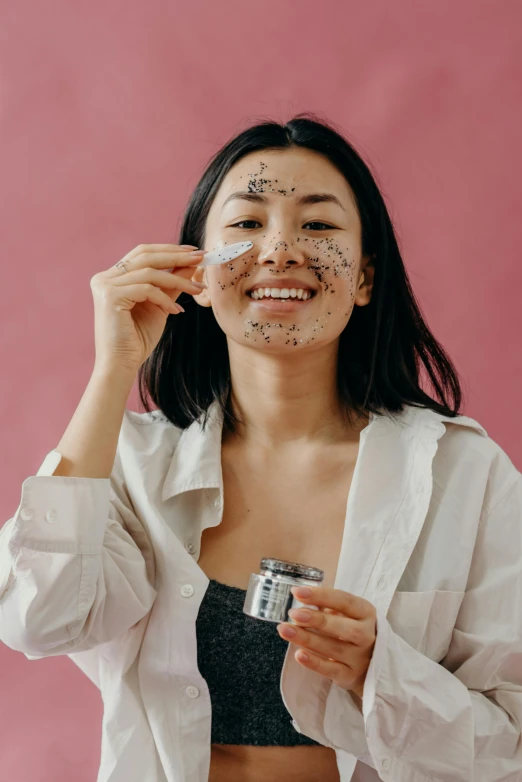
[256,239,307,269]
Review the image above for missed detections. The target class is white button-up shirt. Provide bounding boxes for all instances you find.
[0,401,521,782]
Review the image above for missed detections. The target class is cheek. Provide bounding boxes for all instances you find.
[207,252,258,294]
[302,237,359,295]
[302,238,359,321]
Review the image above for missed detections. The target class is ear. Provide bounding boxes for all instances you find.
[190,266,212,308]
[354,255,375,307]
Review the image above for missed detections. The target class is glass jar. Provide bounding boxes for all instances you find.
[243,557,324,623]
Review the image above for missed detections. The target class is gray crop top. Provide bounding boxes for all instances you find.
[195,578,320,746]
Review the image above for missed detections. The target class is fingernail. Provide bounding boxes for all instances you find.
[292,587,312,598]
[288,609,311,623]
[180,244,199,249]
[278,624,296,638]
[192,281,207,289]
[173,303,185,313]
[189,250,205,257]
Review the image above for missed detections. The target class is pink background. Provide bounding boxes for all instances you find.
[1,1,521,779]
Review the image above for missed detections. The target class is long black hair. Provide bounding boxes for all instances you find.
[138,113,463,433]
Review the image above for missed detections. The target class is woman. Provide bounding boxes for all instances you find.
[0,115,520,782]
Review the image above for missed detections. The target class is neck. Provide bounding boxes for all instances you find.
[223,341,368,450]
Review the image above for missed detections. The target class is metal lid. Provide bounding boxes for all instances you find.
[260,558,324,582]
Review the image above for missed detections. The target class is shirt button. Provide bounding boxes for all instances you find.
[180,584,195,598]
[185,542,196,555]
[382,758,390,772]
[45,510,57,524]
[20,507,34,521]
[185,686,200,699]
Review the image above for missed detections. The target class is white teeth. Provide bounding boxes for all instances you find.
[250,288,313,301]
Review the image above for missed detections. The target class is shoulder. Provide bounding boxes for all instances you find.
[411,406,520,516]
[123,408,173,427]
[119,408,183,454]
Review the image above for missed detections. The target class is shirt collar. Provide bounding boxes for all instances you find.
[161,400,487,503]
[162,400,224,502]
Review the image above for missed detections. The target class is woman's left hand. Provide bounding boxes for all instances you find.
[277,586,377,699]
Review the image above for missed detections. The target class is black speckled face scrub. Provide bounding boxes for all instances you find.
[199,147,368,353]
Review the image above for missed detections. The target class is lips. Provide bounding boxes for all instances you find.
[246,278,316,295]
[246,292,316,312]
[248,288,315,301]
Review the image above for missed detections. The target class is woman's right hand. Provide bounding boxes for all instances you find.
[90,244,206,373]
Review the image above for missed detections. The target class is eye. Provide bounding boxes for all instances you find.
[304,222,336,230]
[230,220,337,230]
[230,220,260,229]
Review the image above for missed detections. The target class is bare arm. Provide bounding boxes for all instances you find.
[52,364,137,479]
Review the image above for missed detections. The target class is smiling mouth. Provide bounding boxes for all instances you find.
[247,288,316,302]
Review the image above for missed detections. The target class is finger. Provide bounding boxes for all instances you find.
[293,648,356,690]
[126,243,201,256]
[110,268,206,296]
[106,250,205,279]
[156,244,199,249]
[287,608,368,645]
[127,251,205,266]
[110,283,183,316]
[277,622,354,662]
[126,246,204,262]
[290,586,374,621]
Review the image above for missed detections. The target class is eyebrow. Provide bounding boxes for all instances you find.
[221,191,347,212]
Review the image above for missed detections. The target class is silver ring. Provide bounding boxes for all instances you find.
[115,259,129,273]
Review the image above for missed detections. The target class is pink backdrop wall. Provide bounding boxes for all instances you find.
[1,1,521,779]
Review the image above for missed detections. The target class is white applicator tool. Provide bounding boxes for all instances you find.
[198,240,253,267]
[166,241,253,273]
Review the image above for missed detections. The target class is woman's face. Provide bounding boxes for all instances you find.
[194,147,373,353]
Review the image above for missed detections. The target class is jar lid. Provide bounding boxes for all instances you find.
[260,558,324,582]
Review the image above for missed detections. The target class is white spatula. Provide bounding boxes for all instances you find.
[166,241,253,273]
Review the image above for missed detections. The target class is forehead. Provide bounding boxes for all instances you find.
[215,147,355,204]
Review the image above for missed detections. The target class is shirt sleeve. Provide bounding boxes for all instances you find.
[329,473,522,781]
[0,448,158,658]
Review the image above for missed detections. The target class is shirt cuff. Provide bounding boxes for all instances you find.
[11,467,110,551]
